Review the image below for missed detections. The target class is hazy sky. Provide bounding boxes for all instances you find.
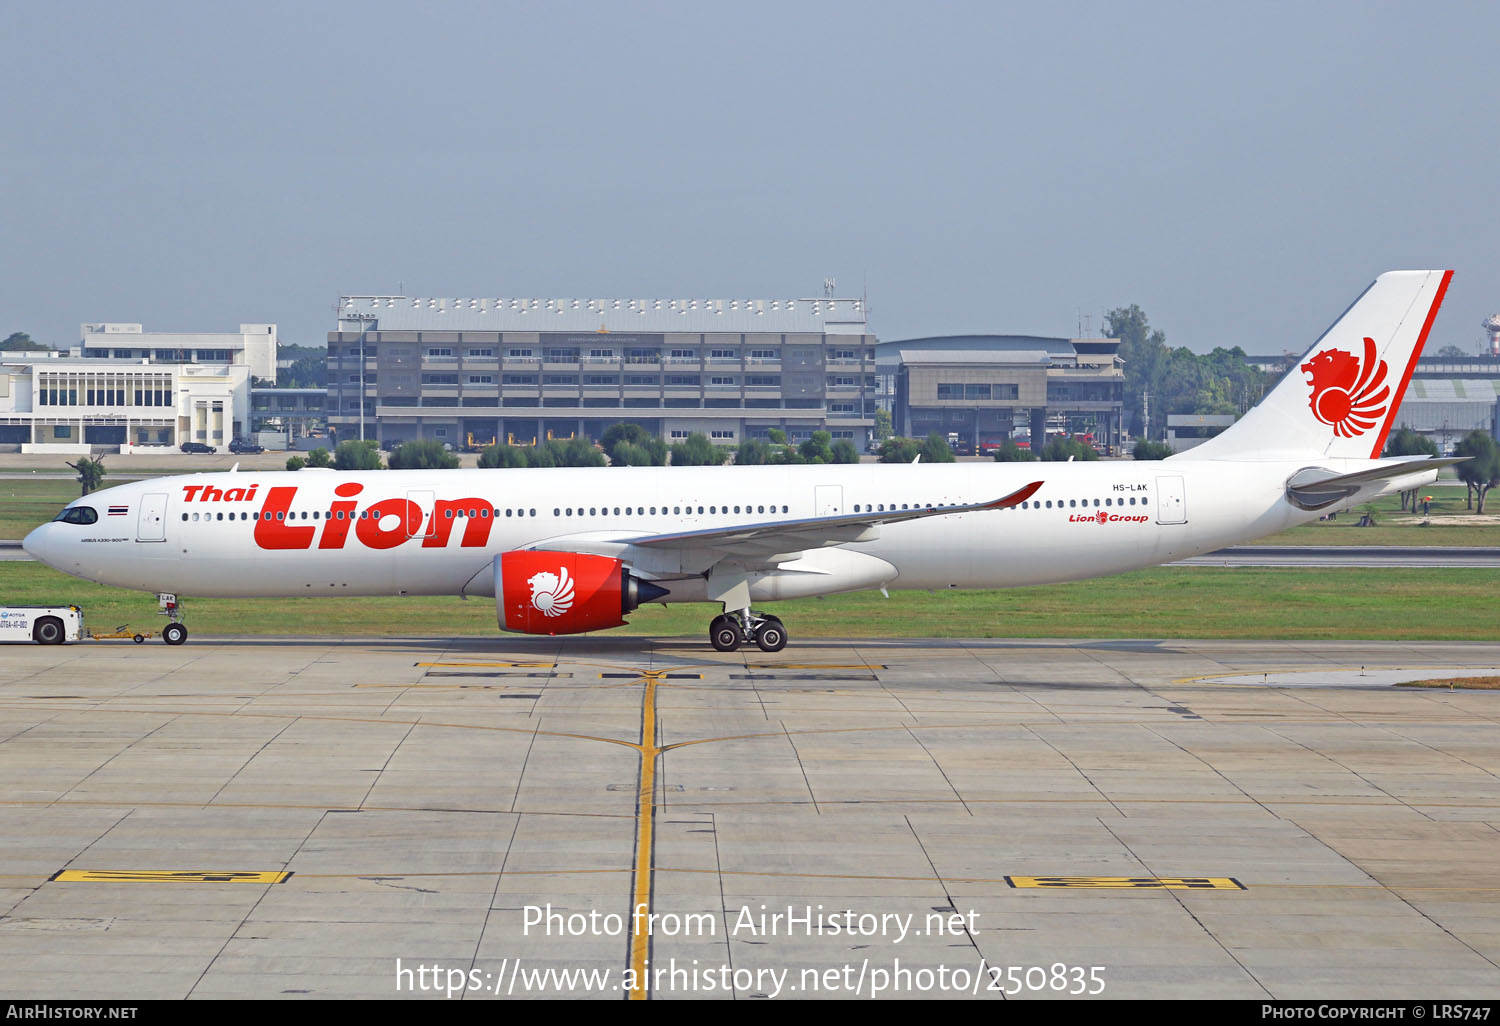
[5,1,1499,354]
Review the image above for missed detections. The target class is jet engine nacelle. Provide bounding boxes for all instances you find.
[494,551,669,635]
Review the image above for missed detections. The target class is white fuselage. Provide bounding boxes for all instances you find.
[22,458,1374,603]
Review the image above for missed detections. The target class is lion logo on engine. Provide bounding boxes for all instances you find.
[527,567,575,617]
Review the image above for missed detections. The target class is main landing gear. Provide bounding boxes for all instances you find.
[708,609,787,653]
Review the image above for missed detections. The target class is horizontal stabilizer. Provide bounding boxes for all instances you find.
[1285,458,1465,511]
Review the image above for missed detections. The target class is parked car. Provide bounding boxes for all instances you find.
[228,439,265,454]
[179,442,216,454]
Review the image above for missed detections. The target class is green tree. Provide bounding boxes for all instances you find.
[275,345,328,388]
[1454,431,1500,513]
[65,456,106,496]
[388,439,460,470]
[1104,304,1168,438]
[1384,426,1439,458]
[735,439,772,466]
[602,421,650,454]
[554,436,606,467]
[333,439,383,470]
[1103,306,1267,439]
[1132,438,1174,461]
[285,456,306,471]
[478,443,531,468]
[830,439,860,464]
[920,432,957,463]
[1384,426,1439,509]
[670,432,728,466]
[766,428,788,445]
[305,447,331,468]
[877,437,921,463]
[873,408,893,441]
[799,430,833,464]
[1040,436,1099,462]
[1,332,49,352]
[992,439,1037,462]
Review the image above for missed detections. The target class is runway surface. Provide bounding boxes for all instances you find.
[2,635,1500,1000]
[1178,545,1500,568]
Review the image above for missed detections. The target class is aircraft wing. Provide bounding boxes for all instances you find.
[610,479,1043,560]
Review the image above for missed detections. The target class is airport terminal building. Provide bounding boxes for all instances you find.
[327,296,878,450]
[882,335,1125,452]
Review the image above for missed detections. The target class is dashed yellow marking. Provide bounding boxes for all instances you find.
[1171,664,1467,686]
[1006,876,1244,890]
[52,870,292,884]
[415,661,556,668]
[743,663,887,670]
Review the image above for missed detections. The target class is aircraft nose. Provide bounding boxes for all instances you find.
[21,524,49,563]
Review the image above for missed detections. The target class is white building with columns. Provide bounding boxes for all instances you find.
[0,355,250,454]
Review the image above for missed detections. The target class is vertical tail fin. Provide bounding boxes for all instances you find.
[1189,270,1453,460]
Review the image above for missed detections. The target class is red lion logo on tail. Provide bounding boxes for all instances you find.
[1301,336,1390,438]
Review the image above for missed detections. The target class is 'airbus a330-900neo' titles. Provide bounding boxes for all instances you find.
[25,271,1460,651]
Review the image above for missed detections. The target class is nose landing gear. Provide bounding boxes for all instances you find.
[708,609,787,653]
[158,593,188,646]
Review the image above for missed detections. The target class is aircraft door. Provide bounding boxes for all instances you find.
[136,493,168,542]
[406,490,436,539]
[1155,475,1187,524]
[814,485,844,516]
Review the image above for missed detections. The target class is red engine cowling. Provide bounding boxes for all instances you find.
[495,551,669,635]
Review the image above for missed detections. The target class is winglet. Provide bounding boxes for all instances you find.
[982,480,1043,510]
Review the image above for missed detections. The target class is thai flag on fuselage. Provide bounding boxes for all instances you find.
[108,505,128,516]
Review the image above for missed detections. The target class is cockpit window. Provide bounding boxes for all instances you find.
[53,506,99,525]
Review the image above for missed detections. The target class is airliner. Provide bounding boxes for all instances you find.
[23,270,1459,651]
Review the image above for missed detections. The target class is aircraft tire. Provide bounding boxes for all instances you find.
[754,618,787,653]
[709,616,740,652]
[163,623,188,646]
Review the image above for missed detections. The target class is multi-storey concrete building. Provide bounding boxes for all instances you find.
[884,335,1125,452]
[0,354,248,454]
[79,322,279,382]
[326,296,877,449]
